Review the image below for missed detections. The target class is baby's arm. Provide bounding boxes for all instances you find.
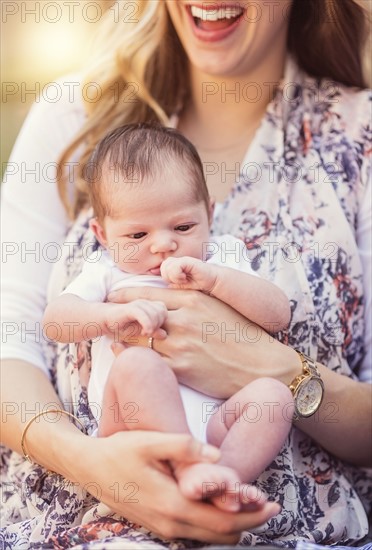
[43,294,167,343]
[161,257,290,332]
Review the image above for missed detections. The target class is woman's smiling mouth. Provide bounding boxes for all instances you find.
[186,3,245,41]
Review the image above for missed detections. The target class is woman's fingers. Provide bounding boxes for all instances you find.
[108,286,198,310]
[152,490,280,542]
[82,431,280,544]
[135,433,280,540]
[141,432,221,463]
[151,327,167,339]
[173,501,281,540]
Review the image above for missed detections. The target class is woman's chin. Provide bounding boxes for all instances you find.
[188,51,246,79]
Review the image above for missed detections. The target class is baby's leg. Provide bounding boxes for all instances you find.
[98,347,244,510]
[98,347,190,436]
[207,377,294,486]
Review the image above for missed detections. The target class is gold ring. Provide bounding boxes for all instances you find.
[148,337,154,349]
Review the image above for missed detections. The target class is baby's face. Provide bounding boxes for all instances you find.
[92,169,211,275]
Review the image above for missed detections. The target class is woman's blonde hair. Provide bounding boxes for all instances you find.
[58,0,188,218]
[58,0,369,219]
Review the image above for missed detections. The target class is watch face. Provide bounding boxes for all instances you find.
[296,378,324,417]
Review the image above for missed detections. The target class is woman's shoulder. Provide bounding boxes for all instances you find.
[7,73,87,169]
[289,66,371,214]
[322,81,370,137]
[25,72,86,132]
[281,59,370,148]
[301,68,371,140]
[296,68,371,174]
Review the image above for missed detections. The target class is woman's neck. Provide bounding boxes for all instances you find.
[177,47,288,202]
[180,47,287,149]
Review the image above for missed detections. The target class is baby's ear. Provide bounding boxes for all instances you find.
[89,217,107,248]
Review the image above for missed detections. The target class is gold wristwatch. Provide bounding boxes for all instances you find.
[289,351,324,418]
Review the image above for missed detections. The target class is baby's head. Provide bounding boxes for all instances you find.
[84,123,213,275]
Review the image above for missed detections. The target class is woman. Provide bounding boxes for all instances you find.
[1,0,371,547]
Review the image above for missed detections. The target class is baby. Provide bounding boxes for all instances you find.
[44,124,294,512]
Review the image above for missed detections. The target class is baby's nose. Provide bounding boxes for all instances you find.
[150,233,177,254]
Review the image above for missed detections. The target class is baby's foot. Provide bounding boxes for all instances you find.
[175,462,243,511]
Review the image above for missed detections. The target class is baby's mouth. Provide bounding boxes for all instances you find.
[149,265,161,275]
[188,4,245,31]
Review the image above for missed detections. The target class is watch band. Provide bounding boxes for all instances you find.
[289,350,324,419]
[296,351,321,378]
[289,350,320,391]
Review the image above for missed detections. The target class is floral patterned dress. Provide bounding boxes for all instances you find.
[1,59,371,549]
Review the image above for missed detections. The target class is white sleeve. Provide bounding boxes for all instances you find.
[356,175,372,383]
[206,234,258,276]
[62,254,110,303]
[0,77,85,375]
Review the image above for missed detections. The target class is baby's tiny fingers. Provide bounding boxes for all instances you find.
[151,300,168,312]
[167,267,187,285]
[146,302,168,325]
[161,258,183,279]
[126,305,157,335]
[130,300,166,318]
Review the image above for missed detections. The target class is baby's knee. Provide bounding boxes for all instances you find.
[246,377,293,419]
[111,347,170,381]
[248,377,291,400]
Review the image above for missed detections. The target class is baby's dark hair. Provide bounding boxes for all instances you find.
[84,123,210,221]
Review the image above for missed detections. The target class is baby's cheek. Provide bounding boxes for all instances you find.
[127,245,149,273]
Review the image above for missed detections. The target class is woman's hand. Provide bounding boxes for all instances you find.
[74,431,280,543]
[109,289,372,467]
[1,361,280,543]
[108,287,299,399]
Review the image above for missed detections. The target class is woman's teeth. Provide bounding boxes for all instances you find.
[190,5,244,21]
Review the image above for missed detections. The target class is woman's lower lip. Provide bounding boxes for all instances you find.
[186,6,244,42]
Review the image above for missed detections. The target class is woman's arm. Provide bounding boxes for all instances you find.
[0,358,280,543]
[1,80,84,373]
[297,364,372,467]
[108,286,372,467]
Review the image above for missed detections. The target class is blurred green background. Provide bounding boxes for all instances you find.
[1,0,113,177]
[1,0,371,180]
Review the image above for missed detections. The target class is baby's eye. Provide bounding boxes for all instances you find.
[175,224,194,232]
[128,232,146,239]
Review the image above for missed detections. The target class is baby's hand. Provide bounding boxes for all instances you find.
[161,257,217,293]
[104,299,167,338]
